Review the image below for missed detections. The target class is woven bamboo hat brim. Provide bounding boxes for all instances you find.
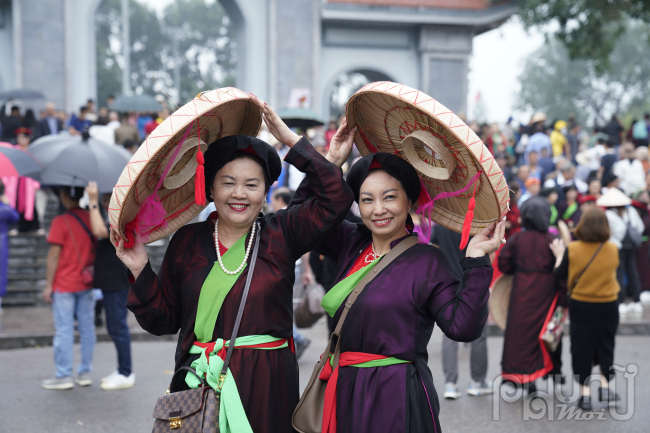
[596,187,632,208]
[108,87,262,243]
[345,82,509,234]
[489,274,512,331]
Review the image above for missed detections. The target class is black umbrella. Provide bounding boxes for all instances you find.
[277,108,324,129]
[0,89,46,100]
[0,146,42,177]
[29,132,132,193]
[110,94,162,112]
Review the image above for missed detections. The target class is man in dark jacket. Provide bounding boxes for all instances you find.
[1,105,22,142]
[38,102,64,136]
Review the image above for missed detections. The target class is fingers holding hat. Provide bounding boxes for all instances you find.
[249,92,300,148]
[466,216,506,258]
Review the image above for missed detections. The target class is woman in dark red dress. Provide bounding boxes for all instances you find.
[498,196,567,392]
[111,96,355,433]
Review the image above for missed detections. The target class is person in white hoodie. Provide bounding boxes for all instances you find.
[613,143,647,196]
[597,188,645,314]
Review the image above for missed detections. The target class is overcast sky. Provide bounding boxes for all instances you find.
[141,1,543,125]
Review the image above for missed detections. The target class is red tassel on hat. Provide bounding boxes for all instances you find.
[459,181,478,250]
[195,148,206,206]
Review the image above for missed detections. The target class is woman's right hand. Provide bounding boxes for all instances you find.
[549,238,565,259]
[110,228,149,280]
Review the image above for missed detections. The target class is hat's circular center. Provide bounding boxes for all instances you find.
[401,130,456,180]
[160,136,207,190]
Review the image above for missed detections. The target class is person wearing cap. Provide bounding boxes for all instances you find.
[499,196,567,394]
[14,127,32,151]
[550,207,621,410]
[579,194,597,212]
[518,177,541,208]
[112,96,355,433]
[290,149,505,433]
[597,188,645,315]
[41,186,97,390]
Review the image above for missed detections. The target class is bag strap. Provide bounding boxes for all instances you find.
[67,211,96,247]
[572,242,603,290]
[329,236,418,368]
[63,216,83,264]
[220,222,262,379]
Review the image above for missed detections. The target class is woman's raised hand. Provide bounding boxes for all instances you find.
[465,217,506,258]
[110,228,149,280]
[249,93,301,147]
[549,238,566,259]
[326,118,356,167]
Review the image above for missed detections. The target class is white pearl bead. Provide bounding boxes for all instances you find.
[214,218,256,275]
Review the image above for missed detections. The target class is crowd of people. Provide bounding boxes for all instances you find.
[2,91,648,429]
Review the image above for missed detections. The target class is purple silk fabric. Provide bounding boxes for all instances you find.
[126,138,354,433]
[290,179,492,433]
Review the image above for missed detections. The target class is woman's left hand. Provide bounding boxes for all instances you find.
[465,217,506,258]
[249,93,301,147]
[326,118,356,167]
[549,238,566,259]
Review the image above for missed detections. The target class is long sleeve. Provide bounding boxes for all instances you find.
[289,171,359,262]
[125,228,186,336]
[278,137,354,260]
[427,255,493,342]
[0,203,20,225]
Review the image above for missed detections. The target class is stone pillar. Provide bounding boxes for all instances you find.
[17,0,66,109]
[419,25,473,115]
[273,0,319,111]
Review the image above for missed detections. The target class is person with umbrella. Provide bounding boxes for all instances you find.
[0,180,20,312]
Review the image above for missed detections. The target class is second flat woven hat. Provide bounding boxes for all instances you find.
[346,81,509,235]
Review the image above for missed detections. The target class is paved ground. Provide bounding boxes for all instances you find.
[1,318,648,433]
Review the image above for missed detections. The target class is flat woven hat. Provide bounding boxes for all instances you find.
[345,82,509,238]
[488,274,512,331]
[109,87,262,245]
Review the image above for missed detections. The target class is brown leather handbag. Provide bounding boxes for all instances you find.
[151,223,261,433]
[152,367,217,432]
[292,236,418,433]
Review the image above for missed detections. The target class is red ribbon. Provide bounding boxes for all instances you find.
[192,338,291,365]
[319,352,392,433]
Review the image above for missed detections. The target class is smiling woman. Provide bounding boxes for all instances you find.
[111,92,355,433]
[291,151,505,433]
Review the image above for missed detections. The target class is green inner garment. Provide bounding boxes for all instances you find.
[321,257,381,318]
[562,202,578,221]
[550,204,558,225]
[194,234,248,343]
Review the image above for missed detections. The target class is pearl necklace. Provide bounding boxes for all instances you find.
[364,242,381,263]
[214,219,256,275]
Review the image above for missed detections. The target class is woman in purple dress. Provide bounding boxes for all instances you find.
[112,97,355,433]
[292,144,505,433]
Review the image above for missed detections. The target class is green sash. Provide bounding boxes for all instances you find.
[321,257,381,317]
[327,353,410,368]
[194,234,247,343]
[550,204,558,226]
[187,336,288,433]
[562,202,578,221]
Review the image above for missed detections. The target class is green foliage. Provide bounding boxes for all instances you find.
[517,24,650,125]
[518,0,650,72]
[95,0,236,107]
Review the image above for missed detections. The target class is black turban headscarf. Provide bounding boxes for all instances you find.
[520,195,551,233]
[346,153,421,205]
[203,135,282,202]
